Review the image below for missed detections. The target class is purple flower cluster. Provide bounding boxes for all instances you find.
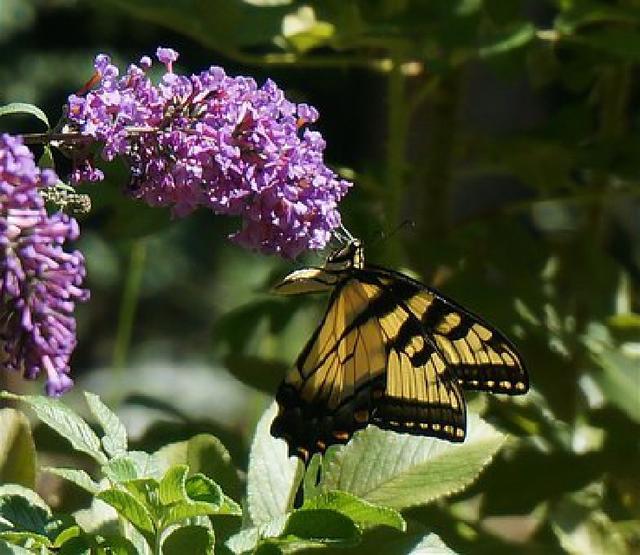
[66,47,351,257]
[0,134,88,396]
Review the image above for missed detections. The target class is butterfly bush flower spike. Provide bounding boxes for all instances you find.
[0,134,89,395]
[66,47,351,257]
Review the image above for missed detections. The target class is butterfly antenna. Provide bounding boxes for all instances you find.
[370,219,416,247]
[333,223,355,245]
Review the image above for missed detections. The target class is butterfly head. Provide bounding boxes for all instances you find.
[273,238,364,296]
[325,238,364,271]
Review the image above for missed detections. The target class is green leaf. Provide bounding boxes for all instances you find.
[162,525,215,555]
[159,465,189,505]
[0,539,34,554]
[479,22,536,58]
[97,489,154,534]
[281,5,335,53]
[102,456,140,483]
[184,474,223,508]
[0,409,36,488]
[0,393,106,465]
[282,509,360,546]
[0,486,50,515]
[43,468,99,494]
[153,433,241,500]
[126,450,162,479]
[0,495,49,534]
[218,494,243,517]
[322,412,505,510]
[303,491,405,532]
[84,392,128,457]
[0,102,49,127]
[247,402,302,525]
[408,533,458,554]
[52,525,82,548]
[226,527,261,554]
[591,348,640,423]
[161,477,223,527]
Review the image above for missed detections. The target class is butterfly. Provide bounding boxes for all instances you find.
[270,238,529,464]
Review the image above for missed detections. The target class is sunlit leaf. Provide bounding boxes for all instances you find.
[0,409,36,488]
[322,413,505,510]
[247,402,302,525]
[0,393,106,465]
[97,489,154,534]
[85,392,128,457]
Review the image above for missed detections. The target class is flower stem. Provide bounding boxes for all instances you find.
[111,241,147,394]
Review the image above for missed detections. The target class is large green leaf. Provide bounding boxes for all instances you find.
[0,409,36,488]
[84,392,128,457]
[247,403,302,525]
[0,393,106,465]
[322,412,505,510]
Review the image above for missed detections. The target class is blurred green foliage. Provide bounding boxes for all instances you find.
[1,0,640,553]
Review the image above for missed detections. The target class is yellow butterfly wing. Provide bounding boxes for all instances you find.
[270,275,467,463]
[369,267,529,395]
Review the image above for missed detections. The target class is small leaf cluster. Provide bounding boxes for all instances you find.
[0,392,240,554]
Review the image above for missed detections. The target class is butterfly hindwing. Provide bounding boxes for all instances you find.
[271,279,387,461]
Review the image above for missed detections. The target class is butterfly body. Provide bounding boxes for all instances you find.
[270,239,528,463]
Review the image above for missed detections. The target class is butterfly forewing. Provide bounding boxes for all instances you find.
[370,266,529,395]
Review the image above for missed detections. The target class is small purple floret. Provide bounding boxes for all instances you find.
[66,48,351,257]
[0,134,89,396]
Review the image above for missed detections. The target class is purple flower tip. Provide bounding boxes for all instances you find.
[0,133,88,396]
[156,47,179,66]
